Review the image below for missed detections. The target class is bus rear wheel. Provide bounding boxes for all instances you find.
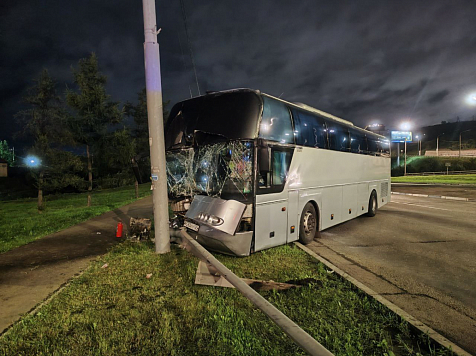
[367,191,378,217]
[299,203,318,244]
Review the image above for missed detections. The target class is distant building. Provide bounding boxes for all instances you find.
[0,158,7,177]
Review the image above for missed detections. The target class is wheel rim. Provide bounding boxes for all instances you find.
[303,211,316,235]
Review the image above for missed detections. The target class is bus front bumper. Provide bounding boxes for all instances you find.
[185,227,253,257]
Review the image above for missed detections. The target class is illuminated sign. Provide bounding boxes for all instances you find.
[391,131,412,142]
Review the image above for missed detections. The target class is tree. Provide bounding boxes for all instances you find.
[15,69,81,212]
[124,88,169,185]
[66,53,122,206]
[0,140,14,166]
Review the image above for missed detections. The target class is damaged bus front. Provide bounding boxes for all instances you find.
[165,90,261,256]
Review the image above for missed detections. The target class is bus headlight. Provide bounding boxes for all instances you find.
[197,212,223,226]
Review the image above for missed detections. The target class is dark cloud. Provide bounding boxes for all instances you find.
[427,90,450,104]
[2,0,476,147]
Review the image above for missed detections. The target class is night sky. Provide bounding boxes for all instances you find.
[2,0,476,145]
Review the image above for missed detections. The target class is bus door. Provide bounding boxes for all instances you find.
[254,145,293,252]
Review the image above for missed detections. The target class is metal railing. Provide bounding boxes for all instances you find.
[405,170,476,176]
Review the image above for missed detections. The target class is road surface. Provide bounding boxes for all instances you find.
[306,193,476,354]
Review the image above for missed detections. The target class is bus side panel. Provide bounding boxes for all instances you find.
[254,196,288,252]
[321,186,343,230]
[357,182,370,216]
[342,184,358,221]
[287,190,299,243]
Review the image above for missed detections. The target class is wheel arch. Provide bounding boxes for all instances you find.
[306,199,321,235]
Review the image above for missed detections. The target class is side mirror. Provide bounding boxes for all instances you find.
[258,139,270,172]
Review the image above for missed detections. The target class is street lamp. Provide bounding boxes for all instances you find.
[415,135,423,156]
[465,92,476,106]
[399,122,412,175]
[24,155,41,168]
[436,133,445,157]
[459,129,472,157]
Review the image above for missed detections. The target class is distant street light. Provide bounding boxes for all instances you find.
[465,92,476,106]
[459,129,472,157]
[436,133,445,157]
[24,155,41,168]
[415,135,422,156]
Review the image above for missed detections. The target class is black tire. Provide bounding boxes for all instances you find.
[299,202,318,244]
[367,191,378,217]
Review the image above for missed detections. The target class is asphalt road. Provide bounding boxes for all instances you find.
[306,193,476,354]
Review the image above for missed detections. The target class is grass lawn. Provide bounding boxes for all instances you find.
[0,242,452,356]
[392,174,476,185]
[0,184,151,253]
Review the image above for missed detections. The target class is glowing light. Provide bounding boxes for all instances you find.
[24,155,40,168]
[465,92,476,106]
[400,122,412,131]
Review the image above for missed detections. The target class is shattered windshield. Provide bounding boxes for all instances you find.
[165,91,261,149]
[166,141,253,202]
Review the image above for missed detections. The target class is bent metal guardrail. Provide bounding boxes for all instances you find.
[169,228,334,356]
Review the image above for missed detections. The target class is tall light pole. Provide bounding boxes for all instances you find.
[415,135,421,156]
[399,121,412,173]
[459,129,472,157]
[142,0,170,254]
[404,138,407,176]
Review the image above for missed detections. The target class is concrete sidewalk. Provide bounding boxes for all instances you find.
[0,195,153,333]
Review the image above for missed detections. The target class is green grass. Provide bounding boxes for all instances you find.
[392,174,476,185]
[0,242,453,356]
[0,184,151,253]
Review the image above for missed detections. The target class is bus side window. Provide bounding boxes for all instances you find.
[259,96,293,144]
[349,129,368,154]
[291,108,327,148]
[328,123,350,152]
[272,150,292,186]
[376,139,390,156]
[367,137,378,155]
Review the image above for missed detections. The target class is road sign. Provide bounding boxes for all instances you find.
[391,131,412,143]
[445,162,451,167]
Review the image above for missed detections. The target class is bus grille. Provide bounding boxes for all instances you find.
[381,182,388,197]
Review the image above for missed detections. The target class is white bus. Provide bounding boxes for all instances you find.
[165,89,390,256]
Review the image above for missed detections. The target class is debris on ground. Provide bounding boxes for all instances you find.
[101,263,108,269]
[129,217,152,241]
[146,273,152,279]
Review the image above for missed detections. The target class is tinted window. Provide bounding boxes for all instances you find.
[291,108,328,148]
[349,129,368,153]
[165,91,261,149]
[327,123,350,152]
[259,96,293,144]
[376,138,390,156]
[272,150,292,186]
[367,137,378,154]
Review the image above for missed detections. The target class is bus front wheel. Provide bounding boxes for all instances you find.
[299,203,318,244]
[367,191,378,217]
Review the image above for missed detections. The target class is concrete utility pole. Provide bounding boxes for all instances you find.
[142,0,170,254]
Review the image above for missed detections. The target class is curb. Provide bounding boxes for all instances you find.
[295,242,472,356]
[391,191,471,201]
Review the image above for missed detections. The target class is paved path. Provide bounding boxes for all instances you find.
[307,192,476,355]
[0,196,153,333]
